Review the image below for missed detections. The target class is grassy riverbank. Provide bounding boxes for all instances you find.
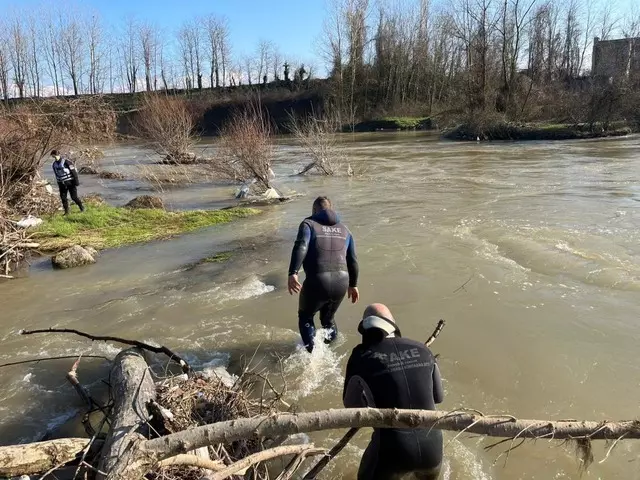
[443,121,635,141]
[349,116,435,132]
[35,204,260,252]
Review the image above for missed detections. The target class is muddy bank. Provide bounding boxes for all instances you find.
[442,121,636,141]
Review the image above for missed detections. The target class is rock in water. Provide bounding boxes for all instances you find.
[52,245,97,269]
[124,195,165,209]
[78,166,98,174]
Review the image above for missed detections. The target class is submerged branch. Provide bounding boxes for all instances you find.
[20,328,191,373]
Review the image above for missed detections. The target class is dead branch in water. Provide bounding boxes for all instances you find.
[66,355,105,411]
[0,354,110,369]
[303,319,447,479]
[209,445,326,480]
[20,328,191,373]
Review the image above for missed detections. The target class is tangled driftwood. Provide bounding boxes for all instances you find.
[2,325,640,480]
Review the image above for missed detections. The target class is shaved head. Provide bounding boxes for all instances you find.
[363,303,394,321]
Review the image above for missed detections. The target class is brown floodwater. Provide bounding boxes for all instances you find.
[1,132,640,479]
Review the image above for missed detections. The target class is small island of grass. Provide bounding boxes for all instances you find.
[349,116,434,132]
[35,203,260,252]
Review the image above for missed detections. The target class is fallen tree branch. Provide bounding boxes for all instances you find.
[66,355,102,410]
[0,438,90,477]
[0,354,110,369]
[20,327,191,373]
[208,445,325,480]
[157,454,225,471]
[141,408,640,460]
[302,429,359,479]
[98,348,157,480]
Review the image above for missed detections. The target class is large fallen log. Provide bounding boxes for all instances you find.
[97,347,156,480]
[0,438,89,477]
[141,408,640,460]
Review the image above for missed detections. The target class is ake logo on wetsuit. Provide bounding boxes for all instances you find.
[321,226,343,234]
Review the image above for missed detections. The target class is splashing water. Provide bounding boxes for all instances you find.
[283,328,347,400]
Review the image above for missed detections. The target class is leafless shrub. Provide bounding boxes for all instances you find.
[134,158,214,193]
[288,111,345,176]
[213,105,275,195]
[134,94,197,163]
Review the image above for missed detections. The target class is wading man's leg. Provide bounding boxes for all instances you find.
[58,182,70,215]
[298,280,327,352]
[319,295,346,344]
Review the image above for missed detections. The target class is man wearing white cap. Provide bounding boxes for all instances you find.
[343,303,444,480]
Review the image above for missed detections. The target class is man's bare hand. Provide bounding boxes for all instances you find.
[288,274,302,295]
[348,287,359,304]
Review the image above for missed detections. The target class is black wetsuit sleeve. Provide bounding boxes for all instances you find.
[288,222,311,276]
[432,362,444,404]
[346,233,359,288]
[342,352,357,402]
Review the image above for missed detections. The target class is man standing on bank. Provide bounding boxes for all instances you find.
[51,150,84,215]
[288,196,359,352]
[343,303,444,480]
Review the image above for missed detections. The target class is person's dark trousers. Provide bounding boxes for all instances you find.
[297,272,348,352]
[58,182,84,214]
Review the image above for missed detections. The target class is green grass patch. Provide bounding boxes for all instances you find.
[203,252,233,263]
[35,205,260,252]
[379,117,431,129]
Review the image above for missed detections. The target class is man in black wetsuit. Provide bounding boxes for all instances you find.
[51,150,84,215]
[343,303,444,480]
[288,196,359,352]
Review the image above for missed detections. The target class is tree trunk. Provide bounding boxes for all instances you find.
[142,408,640,460]
[97,347,156,480]
[0,438,90,477]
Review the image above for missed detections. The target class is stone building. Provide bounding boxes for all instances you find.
[591,37,640,82]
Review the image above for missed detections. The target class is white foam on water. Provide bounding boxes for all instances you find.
[196,275,275,303]
[22,373,33,383]
[445,439,493,480]
[283,329,346,400]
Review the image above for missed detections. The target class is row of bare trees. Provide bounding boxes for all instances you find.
[0,5,313,100]
[322,0,640,123]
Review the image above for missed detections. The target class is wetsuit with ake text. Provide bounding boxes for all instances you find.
[288,209,358,352]
[344,336,444,480]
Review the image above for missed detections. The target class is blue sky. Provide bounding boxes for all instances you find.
[5,0,330,73]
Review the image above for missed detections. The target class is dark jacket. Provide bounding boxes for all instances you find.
[52,158,79,186]
[288,209,359,287]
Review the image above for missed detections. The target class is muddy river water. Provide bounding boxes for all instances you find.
[1,133,640,479]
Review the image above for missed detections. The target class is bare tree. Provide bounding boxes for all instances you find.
[43,7,63,96]
[178,21,203,90]
[596,2,619,41]
[204,15,228,88]
[120,18,140,93]
[8,17,29,98]
[59,11,85,95]
[271,46,283,81]
[87,15,104,95]
[256,40,272,84]
[0,24,11,101]
[140,22,158,92]
[25,14,41,97]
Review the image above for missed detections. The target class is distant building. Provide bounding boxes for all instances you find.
[592,37,640,82]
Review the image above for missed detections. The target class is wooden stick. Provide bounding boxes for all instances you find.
[157,454,225,471]
[20,327,191,373]
[0,354,110,369]
[208,445,325,480]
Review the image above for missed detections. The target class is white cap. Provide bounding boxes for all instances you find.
[360,315,397,335]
